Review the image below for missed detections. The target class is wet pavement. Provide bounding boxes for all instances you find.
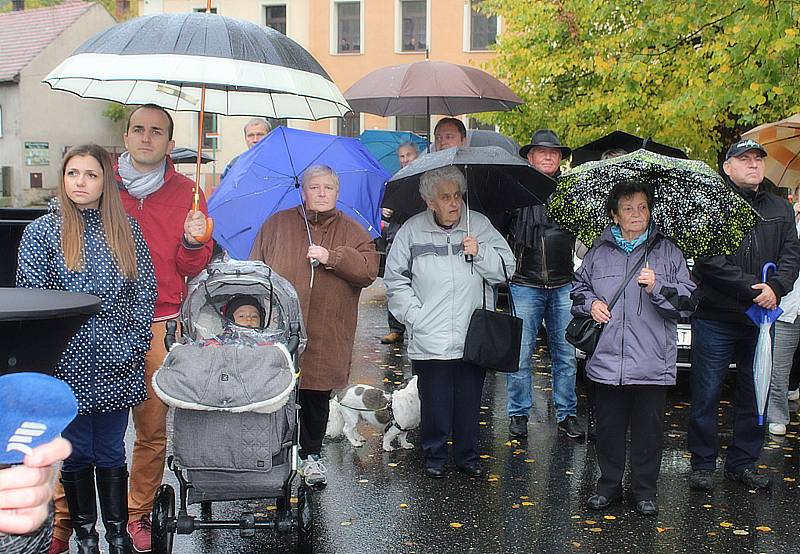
[124,281,800,554]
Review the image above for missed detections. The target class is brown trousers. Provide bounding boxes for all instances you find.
[53,320,172,540]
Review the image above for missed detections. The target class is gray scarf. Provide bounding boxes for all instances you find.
[117,152,166,199]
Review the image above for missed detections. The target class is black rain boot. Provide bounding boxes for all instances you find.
[61,467,101,554]
[96,466,133,554]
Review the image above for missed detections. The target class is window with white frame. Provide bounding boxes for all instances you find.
[265,4,287,35]
[400,0,426,52]
[202,113,218,150]
[469,0,497,51]
[334,1,360,53]
[337,112,361,137]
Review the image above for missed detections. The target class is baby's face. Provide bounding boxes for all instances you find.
[232,305,261,328]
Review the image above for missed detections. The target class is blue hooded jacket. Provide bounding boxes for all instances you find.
[16,200,156,414]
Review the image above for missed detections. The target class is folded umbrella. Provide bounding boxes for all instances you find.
[548,149,759,258]
[571,130,687,167]
[358,130,428,175]
[171,147,214,165]
[746,262,784,426]
[209,126,390,261]
[384,146,555,218]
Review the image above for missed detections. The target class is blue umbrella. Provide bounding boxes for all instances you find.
[209,126,390,260]
[358,130,428,175]
[746,262,784,425]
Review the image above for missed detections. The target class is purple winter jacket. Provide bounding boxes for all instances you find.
[571,226,696,386]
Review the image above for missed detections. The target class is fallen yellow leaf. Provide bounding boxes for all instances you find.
[755,526,772,532]
[733,529,749,536]
[399,503,408,509]
[450,522,463,528]
[603,515,617,520]
[387,463,398,467]
[521,501,534,506]
[479,454,491,459]
[511,504,520,509]
[720,522,733,528]
[702,504,712,508]
[589,527,602,533]
[784,477,796,482]
[519,495,529,500]
[584,520,597,525]
[524,459,535,463]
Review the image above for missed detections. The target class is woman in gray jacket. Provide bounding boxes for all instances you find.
[571,181,695,515]
[385,166,515,479]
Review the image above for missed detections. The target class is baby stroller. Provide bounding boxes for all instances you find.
[150,258,311,553]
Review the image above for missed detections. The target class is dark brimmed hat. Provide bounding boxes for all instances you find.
[519,129,572,159]
[725,139,768,160]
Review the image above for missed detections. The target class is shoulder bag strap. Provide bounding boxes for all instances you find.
[605,239,654,311]
[481,258,517,317]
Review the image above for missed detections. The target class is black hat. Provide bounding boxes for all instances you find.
[725,138,768,161]
[519,129,572,159]
[224,294,265,327]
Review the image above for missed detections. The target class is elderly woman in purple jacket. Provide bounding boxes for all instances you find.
[571,181,696,516]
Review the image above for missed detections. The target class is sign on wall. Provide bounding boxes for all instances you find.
[24,142,50,166]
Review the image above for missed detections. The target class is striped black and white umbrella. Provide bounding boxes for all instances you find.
[43,12,350,120]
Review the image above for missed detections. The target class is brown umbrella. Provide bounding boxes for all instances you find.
[344,60,522,144]
[742,114,800,188]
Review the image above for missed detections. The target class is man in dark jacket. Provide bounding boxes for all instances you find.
[506,129,584,440]
[688,139,800,491]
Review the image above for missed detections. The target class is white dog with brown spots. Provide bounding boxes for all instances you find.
[326,376,419,451]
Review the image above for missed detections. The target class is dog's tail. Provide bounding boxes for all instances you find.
[325,400,345,438]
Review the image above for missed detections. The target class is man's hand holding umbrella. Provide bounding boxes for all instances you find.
[184,210,210,246]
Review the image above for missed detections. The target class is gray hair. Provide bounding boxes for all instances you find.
[397,141,419,155]
[244,118,272,134]
[301,164,340,189]
[601,147,628,160]
[419,166,466,202]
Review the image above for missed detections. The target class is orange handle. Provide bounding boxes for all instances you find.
[192,216,214,244]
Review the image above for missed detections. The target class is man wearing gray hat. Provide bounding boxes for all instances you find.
[506,129,585,441]
[688,138,800,492]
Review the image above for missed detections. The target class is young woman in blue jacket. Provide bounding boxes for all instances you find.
[17,144,156,554]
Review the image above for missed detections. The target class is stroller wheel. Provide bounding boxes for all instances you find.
[152,484,176,554]
[296,484,314,554]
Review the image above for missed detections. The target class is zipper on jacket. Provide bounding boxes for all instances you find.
[447,234,457,358]
[619,253,628,385]
[541,235,548,285]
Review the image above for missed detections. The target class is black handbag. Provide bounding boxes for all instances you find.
[463,265,522,373]
[565,243,651,356]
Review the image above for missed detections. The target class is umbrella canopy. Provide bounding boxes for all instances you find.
[742,115,800,188]
[571,131,687,167]
[345,60,522,116]
[547,149,759,258]
[466,130,521,156]
[358,130,428,175]
[384,146,555,217]
[746,263,784,425]
[43,12,350,119]
[208,126,390,260]
[170,147,214,165]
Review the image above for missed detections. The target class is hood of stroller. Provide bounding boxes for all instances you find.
[181,257,306,353]
[153,341,296,414]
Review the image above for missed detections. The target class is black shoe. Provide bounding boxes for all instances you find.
[689,469,715,491]
[586,493,620,510]
[96,466,133,554]
[634,499,658,516]
[457,464,485,478]
[424,466,445,479]
[724,467,771,490]
[61,467,101,554]
[509,415,528,438]
[558,416,585,440]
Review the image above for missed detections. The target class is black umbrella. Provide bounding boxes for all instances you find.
[170,147,214,165]
[466,130,521,156]
[571,130,687,167]
[385,146,555,217]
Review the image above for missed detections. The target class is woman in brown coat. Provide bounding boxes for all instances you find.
[251,164,379,488]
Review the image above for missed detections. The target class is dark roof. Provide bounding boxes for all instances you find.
[0,0,94,82]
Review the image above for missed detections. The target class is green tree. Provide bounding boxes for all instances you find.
[480,0,800,165]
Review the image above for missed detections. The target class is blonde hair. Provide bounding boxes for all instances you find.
[59,144,138,280]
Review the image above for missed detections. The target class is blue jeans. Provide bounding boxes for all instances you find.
[506,283,577,422]
[62,409,129,472]
[688,318,763,472]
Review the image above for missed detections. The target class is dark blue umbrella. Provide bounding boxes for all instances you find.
[358,130,427,175]
[209,126,390,260]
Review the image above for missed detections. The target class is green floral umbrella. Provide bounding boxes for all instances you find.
[548,149,759,258]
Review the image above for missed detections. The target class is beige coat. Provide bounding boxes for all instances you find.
[250,207,378,391]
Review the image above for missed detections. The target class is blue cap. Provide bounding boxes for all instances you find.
[0,373,78,464]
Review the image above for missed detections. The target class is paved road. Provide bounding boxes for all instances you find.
[104,281,800,554]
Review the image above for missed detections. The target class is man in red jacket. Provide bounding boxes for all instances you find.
[49,104,213,554]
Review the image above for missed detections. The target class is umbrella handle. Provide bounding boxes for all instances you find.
[762,261,777,283]
[191,194,214,244]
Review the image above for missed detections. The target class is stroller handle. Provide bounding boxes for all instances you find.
[164,320,178,350]
[287,322,301,356]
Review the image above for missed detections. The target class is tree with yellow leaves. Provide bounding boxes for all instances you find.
[480,0,800,165]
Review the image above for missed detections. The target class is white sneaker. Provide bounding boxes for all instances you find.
[789,388,799,401]
[299,454,327,488]
[769,422,787,436]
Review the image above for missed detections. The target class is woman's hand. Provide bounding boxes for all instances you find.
[638,264,656,294]
[591,300,611,324]
[463,236,478,257]
[0,437,71,535]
